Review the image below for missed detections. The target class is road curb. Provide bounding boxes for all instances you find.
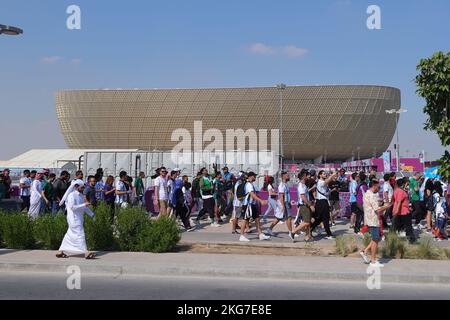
[1,261,450,285]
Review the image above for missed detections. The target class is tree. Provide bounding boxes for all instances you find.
[416,51,450,180]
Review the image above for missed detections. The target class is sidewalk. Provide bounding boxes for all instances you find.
[1,249,450,285]
[181,218,450,248]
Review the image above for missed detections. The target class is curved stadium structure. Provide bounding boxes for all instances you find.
[56,85,401,161]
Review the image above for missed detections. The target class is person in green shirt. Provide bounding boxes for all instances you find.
[198,168,217,226]
[134,171,146,207]
[409,172,424,228]
[42,173,56,213]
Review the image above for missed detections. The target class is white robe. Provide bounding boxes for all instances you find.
[59,190,95,254]
[28,180,42,219]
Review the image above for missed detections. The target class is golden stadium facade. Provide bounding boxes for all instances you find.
[55,85,401,161]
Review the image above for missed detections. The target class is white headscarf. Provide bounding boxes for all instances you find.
[59,179,85,206]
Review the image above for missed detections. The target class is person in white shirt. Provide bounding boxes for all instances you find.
[262,176,277,222]
[116,171,132,209]
[239,172,270,242]
[359,179,391,267]
[432,181,449,240]
[383,173,394,228]
[231,172,245,234]
[19,170,32,212]
[291,169,315,242]
[267,172,294,239]
[29,171,45,219]
[153,167,169,217]
[56,179,96,260]
[309,170,339,240]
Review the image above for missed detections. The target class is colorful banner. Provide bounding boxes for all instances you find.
[382,152,391,173]
[424,166,441,179]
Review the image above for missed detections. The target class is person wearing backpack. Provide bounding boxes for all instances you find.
[231,172,246,234]
[175,178,195,232]
[198,168,218,227]
[261,176,276,222]
[238,172,270,242]
[432,181,448,241]
[191,171,205,220]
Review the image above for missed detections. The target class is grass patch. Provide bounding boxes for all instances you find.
[335,235,358,257]
[381,232,407,259]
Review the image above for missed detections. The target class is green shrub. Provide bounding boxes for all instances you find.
[381,232,407,259]
[115,207,150,251]
[442,249,450,260]
[84,203,116,251]
[335,235,357,257]
[407,239,441,260]
[34,214,68,250]
[0,212,35,249]
[137,216,181,253]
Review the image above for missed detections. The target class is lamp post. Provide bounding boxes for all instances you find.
[0,24,23,36]
[386,108,408,172]
[277,84,287,171]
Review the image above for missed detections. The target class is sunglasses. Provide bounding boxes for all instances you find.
[161,171,167,173]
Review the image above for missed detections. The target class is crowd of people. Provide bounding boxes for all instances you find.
[2,165,449,265]
[8,168,145,219]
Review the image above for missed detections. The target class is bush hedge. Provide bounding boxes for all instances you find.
[0,212,35,249]
[0,206,181,253]
[138,216,181,253]
[34,214,68,250]
[84,202,116,251]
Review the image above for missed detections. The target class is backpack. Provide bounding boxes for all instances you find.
[236,182,247,201]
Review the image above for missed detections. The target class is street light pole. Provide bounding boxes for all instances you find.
[386,108,408,172]
[277,84,287,171]
[396,111,400,171]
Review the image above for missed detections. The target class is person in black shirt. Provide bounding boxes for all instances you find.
[424,178,435,232]
[328,175,341,226]
[53,171,70,213]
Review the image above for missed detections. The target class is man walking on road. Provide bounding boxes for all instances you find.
[19,170,32,212]
[267,171,294,239]
[239,172,270,242]
[360,179,392,267]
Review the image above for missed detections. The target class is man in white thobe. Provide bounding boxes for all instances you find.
[28,171,45,219]
[57,180,96,259]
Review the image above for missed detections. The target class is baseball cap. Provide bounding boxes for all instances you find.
[247,172,257,178]
[309,169,317,176]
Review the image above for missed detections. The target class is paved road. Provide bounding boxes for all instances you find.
[1,272,449,300]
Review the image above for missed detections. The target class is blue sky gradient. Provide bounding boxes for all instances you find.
[1,0,449,160]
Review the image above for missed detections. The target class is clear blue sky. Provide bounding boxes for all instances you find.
[1,0,449,161]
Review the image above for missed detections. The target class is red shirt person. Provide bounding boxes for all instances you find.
[392,178,415,242]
